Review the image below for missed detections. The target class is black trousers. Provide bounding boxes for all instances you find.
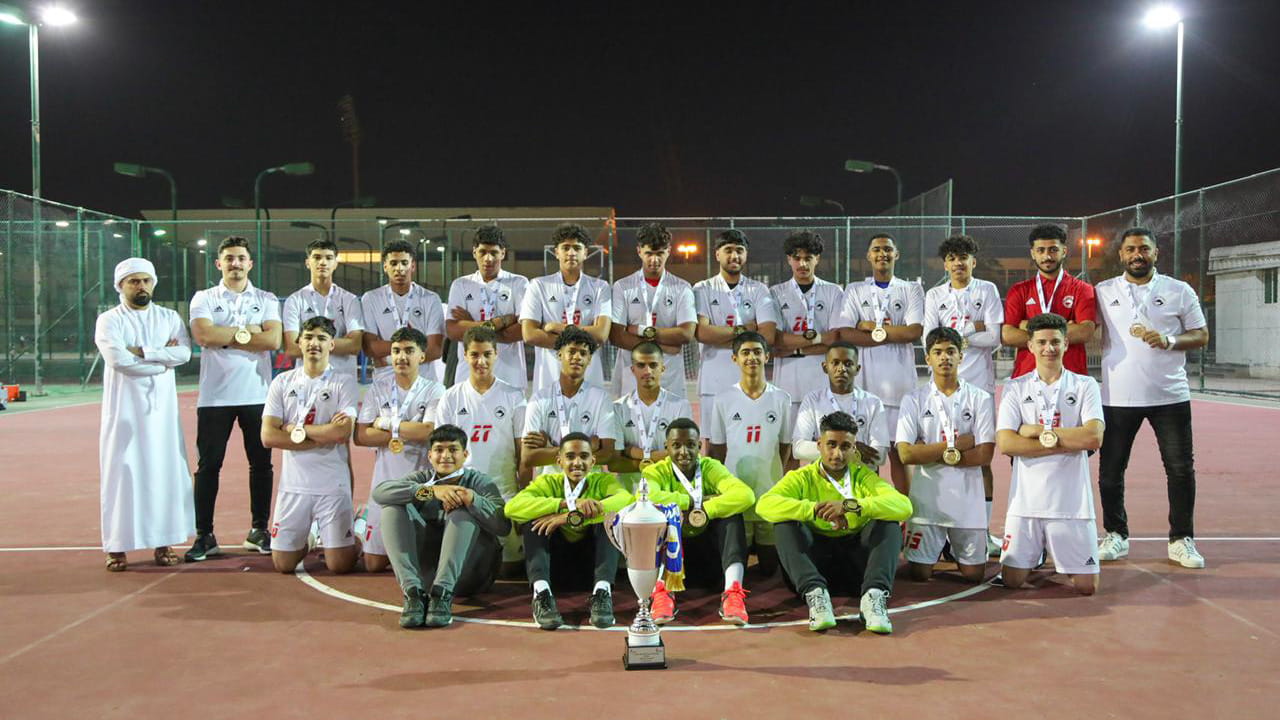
[681,514,749,589]
[523,525,620,591]
[194,404,275,535]
[774,520,901,597]
[1099,401,1196,540]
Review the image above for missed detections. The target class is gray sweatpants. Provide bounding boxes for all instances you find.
[380,503,501,596]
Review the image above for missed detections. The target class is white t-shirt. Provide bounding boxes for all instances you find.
[435,379,527,499]
[611,270,697,398]
[282,283,365,375]
[1096,273,1207,407]
[523,382,619,473]
[793,385,890,452]
[997,369,1104,520]
[446,270,529,390]
[189,280,281,407]
[922,279,1003,392]
[710,382,793,517]
[839,277,926,407]
[359,283,446,383]
[356,373,445,492]
[263,367,359,496]
[693,274,779,398]
[896,381,995,529]
[612,389,694,490]
[518,271,612,391]
[769,277,846,406]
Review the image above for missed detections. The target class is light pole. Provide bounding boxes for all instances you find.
[338,236,376,292]
[254,161,314,287]
[115,163,180,303]
[1144,4,1185,276]
[844,159,903,214]
[799,195,846,215]
[329,195,375,242]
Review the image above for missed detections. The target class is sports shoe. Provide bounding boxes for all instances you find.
[1097,531,1129,561]
[589,588,615,628]
[860,588,892,634]
[532,589,563,630]
[719,581,750,626]
[987,533,1002,558]
[1168,537,1205,569]
[243,528,271,554]
[424,585,454,628]
[804,586,836,631]
[399,587,426,629]
[650,580,676,624]
[183,533,221,563]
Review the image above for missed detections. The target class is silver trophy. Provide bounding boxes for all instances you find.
[605,480,669,670]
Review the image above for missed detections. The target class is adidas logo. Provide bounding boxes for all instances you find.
[1025,298,1036,305]
[458,407,469,415]
[1085,557,1096,566]
[466,293,474,301]
[731,412,742,421]
[861,300,870,307]
[923,409,933,417]
[287,389,298,398]
[214,305,225,312]
[630,297,642,304]
[711,299,720,305]
[1024,395,1034,403]
[1109,299,1120,306]
[781,303,790,310]
[382,307,392,314]
[625,420,635,427]
[548,295,559,303]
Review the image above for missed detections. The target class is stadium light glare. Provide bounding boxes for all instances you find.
[1143,5,1182,28]
[38,6,77,26]
[0,11,24,25]
[54,220,69,227]
[152,228,166,237]
[196,238,207,247]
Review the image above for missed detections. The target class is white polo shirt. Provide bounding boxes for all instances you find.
[710,382,793,518]
[264,367,359,496]
[523,382,619,474]
[1096,272,1206,407]
[446,270,529,390]
[359,283,446,383]
[189,280,281,408]
[793,385,890,453]
[768,277,846,406]
[612,389,693,490]
[611,270,697,398]
[435,378,527,499]
[839,277,926,407]
[282,283,364,375]
[356,373,445,493]
[896,381,995,529]
[922,278,1003,392]
[693,274,779,398]
[518,271,612,391]
[997,369,1104,520]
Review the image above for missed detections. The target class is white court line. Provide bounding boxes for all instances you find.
[1126,562,1280,641]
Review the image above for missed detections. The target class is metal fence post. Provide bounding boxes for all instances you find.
[77,208,85,381]
[1080,216,1088,280]
[1196,189,1206,391]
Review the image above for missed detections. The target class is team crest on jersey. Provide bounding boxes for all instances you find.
[961,408,973,422]
[413,308,423,317]
[765,411,778,424]
[816,302,825,312]
[319,390,331,401]
[664,296,674,306]
[1154,296,1166,306]
[658,420,669,432]
[973,300,983,309]
[892,300,903,311]
[1064,393,1078,406]
[1062,295,1075,309]
[855,415,867,427]
[500,292,510,302]
[417,403,427,414]
[580,412,592,424]
[582,296,593,306]
[743,300,753,309]
[494,406,506,419]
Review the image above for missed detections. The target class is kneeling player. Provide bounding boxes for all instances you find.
[261,317,360,574]
[896,327,995,583]
[996,313,1104,595]
[640,418,755,625]
[757,411,912,633]
[371,424,511,628]
[504,433,633,630]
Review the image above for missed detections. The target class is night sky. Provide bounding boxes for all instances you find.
[2,0,1278,219]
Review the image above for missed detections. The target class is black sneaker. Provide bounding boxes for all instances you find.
[243,528,271,554]
[532,589,563,630]
[183,534,221,563]
[424,585,454,628]
[400,587,426,629]
[589,588,615,628]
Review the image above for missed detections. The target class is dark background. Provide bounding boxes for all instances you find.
[2,0,1278,218]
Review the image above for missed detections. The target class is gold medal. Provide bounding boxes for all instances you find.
[566,510,585,528]
[415,485,436,502]
[871,326,887,342]
[639,459,653,470]
[942,446,962,465]
[234,327,252,344]
[841,498,861,514]
[1039,429,1059,448]
[388,437,405,454]
[1129,323,1147,338]
[803,328,817,341]
[290,425,307,444]
[687,508,708,528]
[733,325,746,336]
[642,326,657,339]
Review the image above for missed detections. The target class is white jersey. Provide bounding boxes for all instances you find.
[356,373,445,491]
[359,283,446,383]
[282,283,365,375]
[922,279,1003,392]
[435,379,526,499]
[997,370,1104,520]
[612,389,693,490]
[710,382,793,518]
[693,274,779,398]
[793,386,890,452]
[264,368,359,496]
[523,382,619,473]
[769,277,846,406]
[447,270,529,390]
[896,381,995,529]
[189,280,281,408]
[838,277,925,407]
[611,270,697,398]
[1096,272,1206,407]
[519,271,612,391]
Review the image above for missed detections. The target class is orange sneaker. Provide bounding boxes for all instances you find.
[719,581,750,625]
[650,580,676,624]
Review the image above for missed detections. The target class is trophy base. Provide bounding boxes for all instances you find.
[622,637,667,670]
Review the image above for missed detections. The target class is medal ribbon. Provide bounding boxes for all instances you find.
[867,280,888,330]
[293,366,332,427]
[386,284,417,330]
[826,388,850,416]
[930,384,959,449]
[478,275,498,322]
[639,272,667,330]
[629,389,666,460]
[948,286,970,330]
[822,467,854,500]
[560,278,581,325]
[225,284,249,328]
[1125,271,1159,329]
[724,277,744,326]
[308,286,333,320]
[1034,375,1063,430]
[672,461,704,511]
[1035,268,1064,315]
[554,389,577,441]
[563,475,587,512]
[423,468,465,488]
[792,279,817,332]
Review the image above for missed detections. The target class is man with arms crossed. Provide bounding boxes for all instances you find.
[361,238,446,383]
[1002,224,1097,377]
[609,341,692,492]
[446,224,528,390]
[282,238,364,376]
[769,230,845,427]
[792,342,889,473]
[520,327,617,481]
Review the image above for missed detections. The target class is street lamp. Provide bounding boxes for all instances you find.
[844,159,903,215]
[254,161,314,286]
[799,195,846,215]
[1143,4,1185,275]
[329,195,376,241]
[115,162,180,303]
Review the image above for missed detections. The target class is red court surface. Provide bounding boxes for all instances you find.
[2,391,1278,718]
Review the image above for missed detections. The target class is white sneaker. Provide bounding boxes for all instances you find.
[1168,537,1205,568]
[804,587,836,632]
[859,588,893,634]
[1097,532,1129,561]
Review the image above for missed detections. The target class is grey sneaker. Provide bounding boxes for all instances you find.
[399,587,426,629]
[243,528,271,554]
[183,533,221,563]
[532,589,563,630]
[804,586,836,631]
[860,588,893,634]
[424,585,454,628]
[1097,532,1129,561]
[589,588,615,628]
[1168,537,1205,569]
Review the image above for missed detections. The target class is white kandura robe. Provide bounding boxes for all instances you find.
[96,303,195,552]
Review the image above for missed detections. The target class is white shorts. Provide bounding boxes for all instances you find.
[271,490,355,552]
[358,497,386,556]
[905,522,987,566]
[1000,514,1099,575]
